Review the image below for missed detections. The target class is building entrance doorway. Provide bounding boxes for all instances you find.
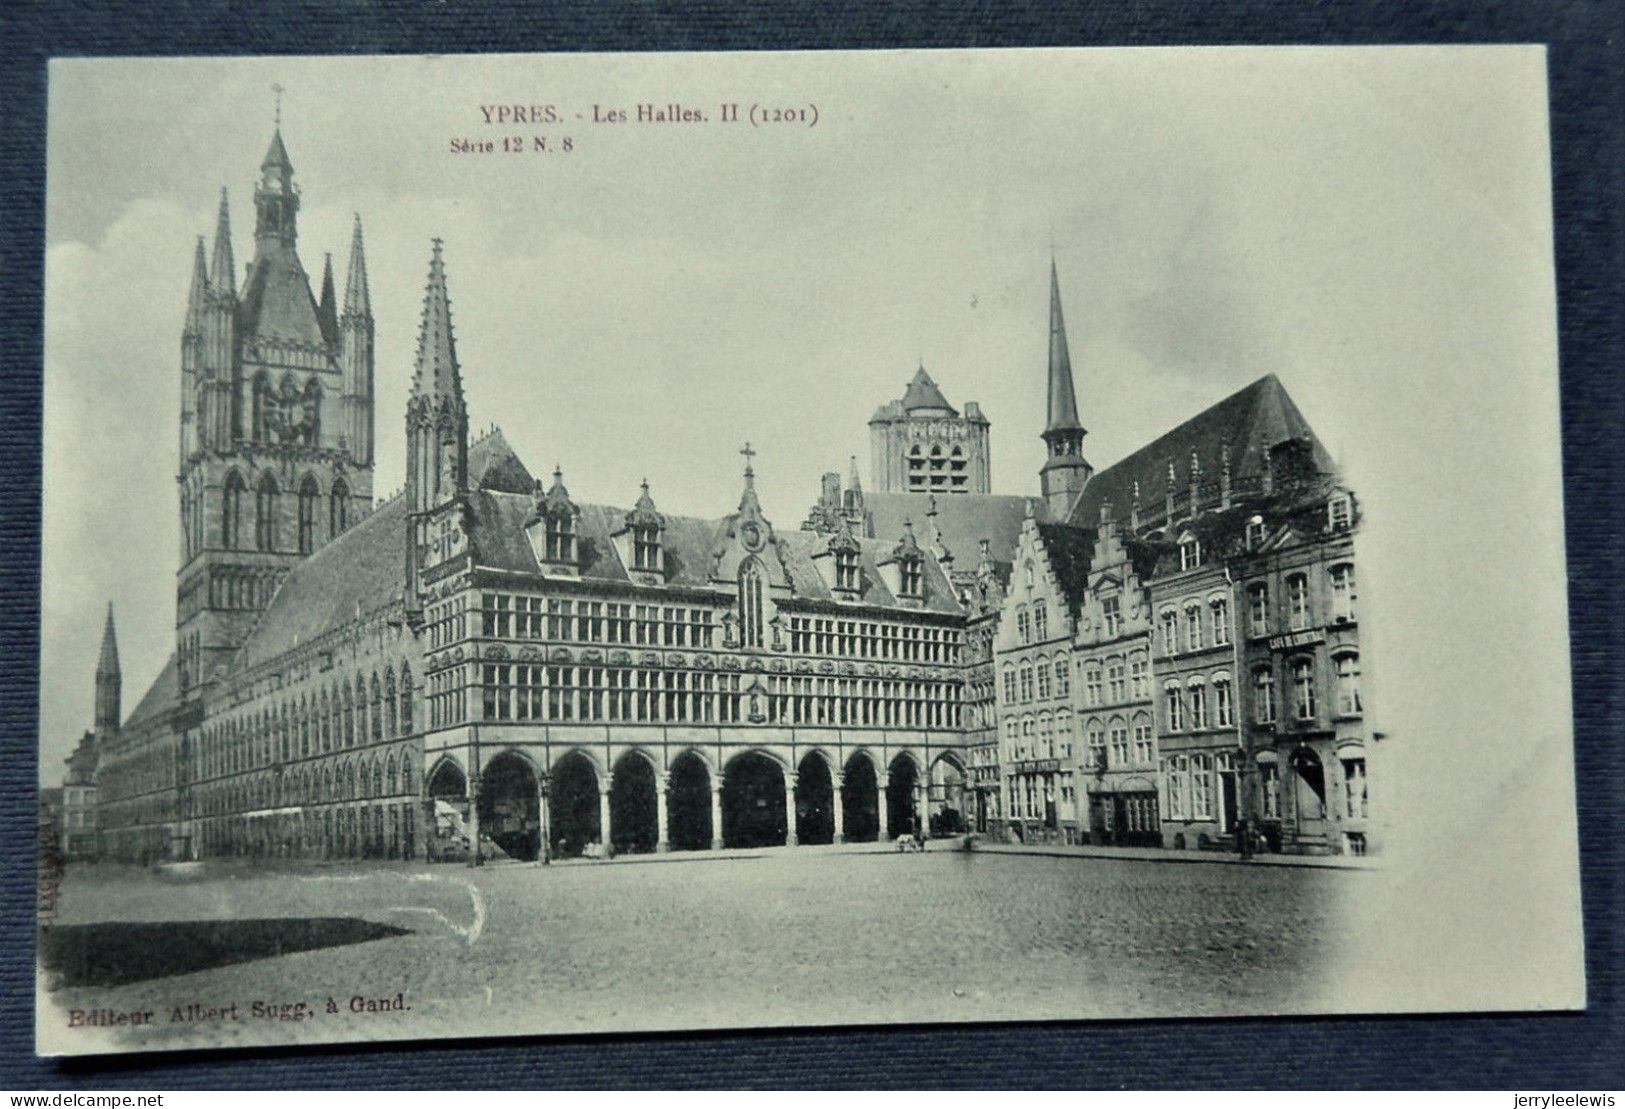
[550,752,601,858]
[722,753,786,848]
[477,753,540,861]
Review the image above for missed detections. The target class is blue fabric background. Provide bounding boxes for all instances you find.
[2,0,1619,1089]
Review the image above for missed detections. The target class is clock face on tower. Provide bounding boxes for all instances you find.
[740,522,764,551]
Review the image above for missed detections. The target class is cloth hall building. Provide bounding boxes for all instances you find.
[85,128,1378,865]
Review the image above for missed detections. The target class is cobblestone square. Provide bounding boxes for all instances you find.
[39,846,1356,1054]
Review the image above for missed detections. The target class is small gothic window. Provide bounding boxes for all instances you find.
[297,476,319,554]
[330,478,349,537]
[1179,536,1201,571]
[222,471,246,549]
[738,558,765,649]
[255,473,279,552]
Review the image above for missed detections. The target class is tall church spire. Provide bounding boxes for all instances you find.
[1039,259,1092,519]
[94,603,121,734]
[210,188,236,296]
[1046,259,1083,434]
[339,213,375,466]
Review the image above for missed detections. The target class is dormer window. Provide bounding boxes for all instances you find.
[632,523,660,571]
[1329,494,1353,531]
[546,514,575,562]
[898,556,923,598]
[835,548,859,592]
[1246,516,1266,550]
[626,479,664,573]
[1179,536,1201,571]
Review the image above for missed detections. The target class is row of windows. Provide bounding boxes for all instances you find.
[445,663,963,732]
[788,617,960,663]
[1158,596,1231,656]
[204,471,353,557]
[1162,752,1235,821]
[1244,565,1356,639]
[197,803,417,862]
[194,665,414,781]
[1006,776,1075,821]
[1161,674,1236,732]
[480,594,717,648]
[1001,654,1151,708]
[1250,654,1362,725]
[192,750,418,816]
[1256,754,1367,821]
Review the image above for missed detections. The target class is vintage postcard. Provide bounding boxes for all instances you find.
[36,47,1583,1056]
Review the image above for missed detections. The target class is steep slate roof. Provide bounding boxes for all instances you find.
[122,652,178,731]
[863,491,1045,576]
[239,252,329,348]
[233,495,410,672]
[900,365,957,414]
[1068,374,1335,529]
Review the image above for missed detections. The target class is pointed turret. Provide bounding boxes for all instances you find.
[317,252,337,338]
[261,128,294,177]
[405,239,468,514]
[94,603,121,735]
[210,189,236,296]
[252,127,300,253]
[340,214,375,466]
[343,214,371,318]
[184,236,209,332]
[412,239,463,405]
[1039,259,1092,518]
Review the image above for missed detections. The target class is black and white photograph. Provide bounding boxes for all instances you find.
[35,47,1584,1056]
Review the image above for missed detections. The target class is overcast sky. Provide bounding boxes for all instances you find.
[40,48,1580,1005]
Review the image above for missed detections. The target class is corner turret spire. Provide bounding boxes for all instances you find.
[411,239,463,405]
[184,236,209,332]
[210,189,236,296]
[343,213,371,318]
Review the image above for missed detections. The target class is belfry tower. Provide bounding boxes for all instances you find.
[1039,260,1092,518]
[175,124,375,691]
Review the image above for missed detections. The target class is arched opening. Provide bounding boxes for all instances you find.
[549,751,601,858]
[722,752,786,848]
[1290,747,1327,829]
[425,759,467,862]
[667,751,713,851]
[795,753,835,846]
[887,755,920,840]
[928,754,968,837]
[841,754,880,843]
[610,752,659,855]
[477,752,540,862]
